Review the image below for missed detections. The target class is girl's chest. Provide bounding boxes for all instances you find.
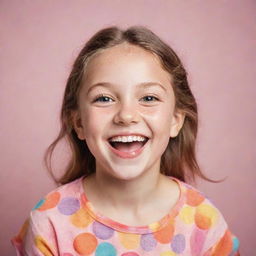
[52,214,205,256]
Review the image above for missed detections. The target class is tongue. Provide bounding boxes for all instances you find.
[112,141,144,152]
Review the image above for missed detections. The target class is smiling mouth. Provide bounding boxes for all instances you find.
[108,139,148,152]
[108,136,149,158]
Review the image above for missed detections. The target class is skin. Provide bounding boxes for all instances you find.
[72,43,185,225]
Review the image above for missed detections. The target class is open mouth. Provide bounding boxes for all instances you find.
[108,136,149,153]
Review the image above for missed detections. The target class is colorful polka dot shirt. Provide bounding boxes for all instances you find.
[12,176,240,255]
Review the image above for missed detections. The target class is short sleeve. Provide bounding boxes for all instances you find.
[203,229,240,255]
[12,210,58,256]
[187,192,241,256]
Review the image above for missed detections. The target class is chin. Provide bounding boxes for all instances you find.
[106,166,146,182]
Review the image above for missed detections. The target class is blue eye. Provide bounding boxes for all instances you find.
[94,95,114,102]
[141,95,159,102]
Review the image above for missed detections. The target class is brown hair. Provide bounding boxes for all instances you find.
[45,26,223,185]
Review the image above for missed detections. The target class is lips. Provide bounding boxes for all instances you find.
[107,135,149,159]
[109,140,148,151]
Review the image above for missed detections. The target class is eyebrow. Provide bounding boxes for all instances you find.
[86,82,167,94]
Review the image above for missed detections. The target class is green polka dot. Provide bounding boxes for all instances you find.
[32,199,45,210]
[95,242,117,256]
[233,236,240,251]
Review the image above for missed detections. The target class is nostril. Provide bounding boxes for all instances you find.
[113,109,140,125]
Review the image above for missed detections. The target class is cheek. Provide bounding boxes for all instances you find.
[142,105,173,127]
[81,108,111,139]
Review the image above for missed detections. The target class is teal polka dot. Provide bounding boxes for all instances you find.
[32,199,45,210]
[232,236,240,251]
[95,242,117,256]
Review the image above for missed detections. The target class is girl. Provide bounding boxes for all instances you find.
[12,26,240,256]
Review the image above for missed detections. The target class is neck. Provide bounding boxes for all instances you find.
[86,165,165,212]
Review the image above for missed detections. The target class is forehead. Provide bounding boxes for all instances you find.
[82,43,172,88]
[88,43,161,65]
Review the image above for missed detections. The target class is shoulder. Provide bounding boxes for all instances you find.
[173,177,220,210]
[176,178,228,231]
[31,176,84,216]
[173,177,240,255]
[12,177,86,253]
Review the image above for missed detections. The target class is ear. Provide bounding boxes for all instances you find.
[170,109,185,138]
[71,110,85,140]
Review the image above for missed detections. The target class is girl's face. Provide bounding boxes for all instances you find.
[73,43,184,181]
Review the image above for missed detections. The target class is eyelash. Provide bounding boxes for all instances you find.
[141,95,159,102]
[93,95,114,103]
[93,95,160,103]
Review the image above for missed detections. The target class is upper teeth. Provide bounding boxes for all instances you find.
[110,135,147,143]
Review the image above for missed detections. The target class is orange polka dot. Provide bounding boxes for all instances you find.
[195,204,218,230]
[15,218,29,243]
[70,208,93,228]
[186,189,205,206]
[38,192,61,211]
[154,220,174,244]
[194,213,211,230]
[73,233,97,255]
[211,230,233,255]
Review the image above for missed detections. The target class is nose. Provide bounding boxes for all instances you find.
[113,101,140,126]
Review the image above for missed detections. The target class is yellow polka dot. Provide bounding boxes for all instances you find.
[70,208,93,228]
[160,251,176,256]
[179,205,195,224]
[149,221,161,231]
[118,232,140,249]
[195,203,219,229]
[34,236,54,256]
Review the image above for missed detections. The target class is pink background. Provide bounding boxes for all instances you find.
[1,0,255,254]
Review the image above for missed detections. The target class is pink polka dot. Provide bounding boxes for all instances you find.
[190,227,207,255]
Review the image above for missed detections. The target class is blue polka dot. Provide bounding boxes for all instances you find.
[95,242,117,256]
[232,236,240,251]
[32,199,45,210]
